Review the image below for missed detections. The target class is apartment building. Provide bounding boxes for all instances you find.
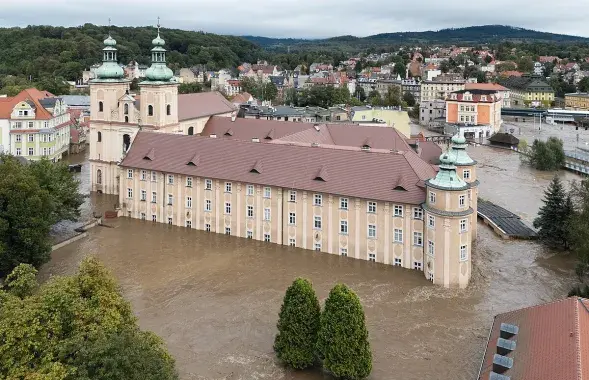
[420,77,466,102]
[0,88,71,161]
[565,92,589,110]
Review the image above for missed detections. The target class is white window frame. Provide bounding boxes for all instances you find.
[314,215,322,230]
[340,247,348,257]
[225,182,232,193]
[140,170,147,181]
[314,194,322,206]
[368,224,376,239]
[186,177,193,187]
[460,219,468,233]
[459,195,466,208]
[151,191,157,203]
[205,179,212,190]
[140,190,147,201]
[288,212,296,225]
[394,258,402,266]
[205,199,212,212]
[413,207,423,220]
[127,188,133,199]
[428,240,435,256]
[263,187,271,198]
[167,194,173,205]
[413,231,423,246]
[264,233,271,242]
[205,223,211,232]
[127,169,133,179]
[393,228,403,243]
[428,215,435,228]
[429,191,436,204]
[27,134,34,142]
[264,208,271,221]
[288,238,296,247]
[225,202,231,215]
[186,196,192,208]
[340,220,348,234]
[15,134,21,142]
[151,171,157,182]
[247,230,253,239]
[340,197,348,210]
[289,190,296,202]
[368,253,376,262]
[186,220,192,228]
[152,214,157,222]
[314,243,321,251]
[225,227,231,235]
[167,174,174,185]
[394,205,403,217]
[246,184,254,196]
[247,205,254,218]
[368,201,377,213]
[460,244,468,261]
[16,148,21,156]
[463,169,471,180]
[413,261,423,270]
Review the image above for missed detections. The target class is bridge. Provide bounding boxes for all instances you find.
[477,199,537,240]
[501,108,546,118]
[424,135,452,143]
[564,150,589,175]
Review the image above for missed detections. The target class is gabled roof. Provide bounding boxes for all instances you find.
[478,297,589,380]
[0,88,55,120]
[120,131,435,204]
[177,91,236,121]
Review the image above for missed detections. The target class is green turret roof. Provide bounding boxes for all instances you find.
[449,133,476,166]
[142,28,175,84]
[92,34,126,82]
[426,150,468,190]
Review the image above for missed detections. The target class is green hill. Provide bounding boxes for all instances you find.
[0,24,262,81]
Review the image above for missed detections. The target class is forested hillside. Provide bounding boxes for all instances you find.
[0,24,262,81]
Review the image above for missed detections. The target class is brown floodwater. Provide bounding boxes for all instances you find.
[41,135,582,380]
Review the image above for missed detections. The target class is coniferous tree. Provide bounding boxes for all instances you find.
[274,278,321,370]
[317,284,371,380]
[533,175,572,249]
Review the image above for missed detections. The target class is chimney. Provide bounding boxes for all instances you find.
[252,137,260,143]
[231,114,236,122]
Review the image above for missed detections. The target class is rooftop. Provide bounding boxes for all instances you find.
[0,88,56,120]
[177,91,236,121]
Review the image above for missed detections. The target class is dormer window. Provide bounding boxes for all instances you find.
[481,95,487,101]
[451,93,457,100]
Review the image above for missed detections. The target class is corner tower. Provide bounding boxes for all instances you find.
[89,29,132,194]
[423,151,473,288]
[139,21,179,130]
[449,134,478,241]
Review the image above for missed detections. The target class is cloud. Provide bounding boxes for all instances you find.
[0,0,587,38]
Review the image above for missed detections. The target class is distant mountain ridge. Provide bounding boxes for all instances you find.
[242,25,589,49]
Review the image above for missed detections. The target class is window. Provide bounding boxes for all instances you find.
[205,223,211,232]
[460,219,468,233]
[167,194,173,205]
[15,134,21,142]
[340,248,348,257]
[205,179,212,190]
[247,205,254,218]
[314,243,321,251]
[124,103,129,115]
[340,197,348,209]
[289,190,296,202]
[288,212,296,225]
[186,220,192,228]
[368,253,376,262]
[225,182,232,193]
[368,202,377,213]
[16,148,21,156]
[394,205,403,217]
[460,244,468,261]
[186,177,193,187]
[98,101,103,112]
[393,229,403,243]
[141,212,146,220]
[27,134,34,142]
[148,105,153,116]
[428,240,435,256]
[152,214,157,222]
[96,169,102,184]
[314,216,322,230]
[151,171,157,182]
[394,258,402,266]
[368,224,376,238]
[459,195,466,208]
[247,184,254,196]
[140,170,146,181]
[288,238,296,247]
[413,207,423,220]
[340,220,348,234]
[205,199,211,212]
[429,191,436,204]
[264,233,271,242]
[186,196,192,208]
[247,230,253,239]
[314,194,322,206]
[127,169,134,179]
[151,192,157,203]
[167,175,174,185]
[225,202,231,215]
[166,104,171,116]
[264,208,271,221]
[26,147,33,156]
[428,215,435,228]
[225,227,231,235]
[413,232,423,246]
[264,187,271,198]
[127,188,133,198]
[141,190,147,201]
[413,261,423,270]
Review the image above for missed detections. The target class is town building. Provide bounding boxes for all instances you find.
[88,27,235,195]
[419,99,446,126]
[565,92,589,110]
[240,105,348,123]
[0,88,71,161]
[477,297,589,380]
[498,75,555,107]
[401,78,421,103]
[465,83,510,108]
[350,106,411,137]
[446,89,503,136]
[420,77,466,102]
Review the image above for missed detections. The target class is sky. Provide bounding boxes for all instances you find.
[0,0,587,39]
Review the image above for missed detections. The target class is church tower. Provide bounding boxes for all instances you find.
[423,151,473,288]
[89,30,134,195]
[449,134,479,241]
[139,21,179,131]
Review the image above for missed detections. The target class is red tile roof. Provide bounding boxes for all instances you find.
[120,131,435,204]
[177,91,236,121]
[447,89,502,103]
[230,92,252,104]
[478,297,589,380]
[0,88,55,120]
[465,83,509,92]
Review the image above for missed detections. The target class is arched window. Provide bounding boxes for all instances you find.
[97,131,102,142]
[125,116,129,123]
[123,134,131,153]
[188,127,194,135]
[166,104,171,116]
[124,103,129,115]
[98,101,103,112]
[148,105,153,116]
[96,169,102,184]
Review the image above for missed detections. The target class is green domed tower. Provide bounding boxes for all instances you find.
[423,151,474,288]
[449,134,479,241]
[139,20,179,129]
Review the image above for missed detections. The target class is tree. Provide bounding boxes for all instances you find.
[317,284,371,380]
[392,62,406,79]
[354,59,364,73]
[524,137,565,171]
[354,86,366,102]
[178,82,203,94]
[578,77,589,92]
[439,60,451,73]
[484,55,494,64]
[4,263,37,298]
[533,176,572,249]
[0,257,178,379]
[367,90,383,106]
[569,179,589,281]
[261,81,278,102]
[403,91,416,107]
[383,86,402,107]
[273,278,321,369]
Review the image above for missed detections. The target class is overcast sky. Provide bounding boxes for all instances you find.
[0,0,586,39]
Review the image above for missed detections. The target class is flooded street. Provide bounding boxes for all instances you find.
[42,128,582,380]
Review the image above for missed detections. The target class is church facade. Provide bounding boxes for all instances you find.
[89,28,479,288]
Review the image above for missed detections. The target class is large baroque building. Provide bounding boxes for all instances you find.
[89,28,480,288]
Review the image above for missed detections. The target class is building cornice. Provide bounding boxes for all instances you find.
[421,203,474,217]
[425,179,470,192]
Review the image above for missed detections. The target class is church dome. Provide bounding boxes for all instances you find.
[145,64,174,82]
[449,133,476,166]
[104,35,117,46]
[152,33,165,47]
[96,62,124,79]
[451,134,466,145]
